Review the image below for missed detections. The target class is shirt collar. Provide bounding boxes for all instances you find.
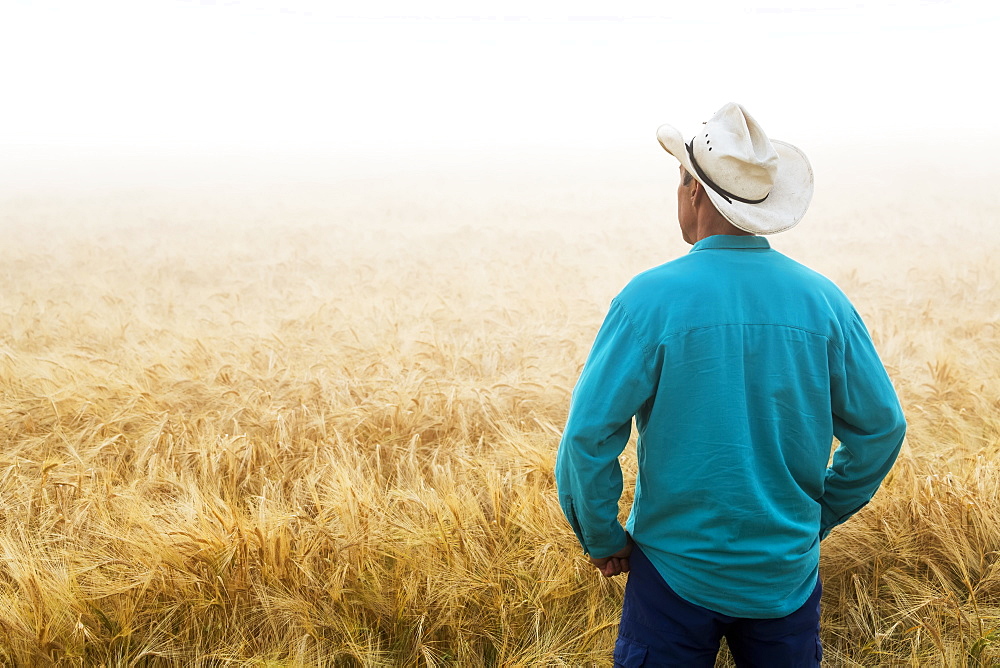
[689,235,771,253]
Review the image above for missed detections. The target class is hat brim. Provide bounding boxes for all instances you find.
[657,123,813,235]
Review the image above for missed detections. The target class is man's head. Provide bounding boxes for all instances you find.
[657,103,814,237]
[676,165,752,245]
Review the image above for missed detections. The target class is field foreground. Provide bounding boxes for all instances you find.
[2,149,1000,666]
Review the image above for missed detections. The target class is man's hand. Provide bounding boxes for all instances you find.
[588,535,634,577]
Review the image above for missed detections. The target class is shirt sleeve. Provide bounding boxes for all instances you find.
[555,298,657,558]
[819,309,906,540]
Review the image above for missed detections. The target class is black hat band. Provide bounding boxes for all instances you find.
[685,142,770,205]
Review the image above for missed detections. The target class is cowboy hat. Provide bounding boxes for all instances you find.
[657,102,813,235]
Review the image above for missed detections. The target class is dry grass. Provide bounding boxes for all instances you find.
[1,147,999,666]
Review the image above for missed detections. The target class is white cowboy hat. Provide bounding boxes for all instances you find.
[656,102,813,235]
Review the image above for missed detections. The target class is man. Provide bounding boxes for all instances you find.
[554,102,906,667]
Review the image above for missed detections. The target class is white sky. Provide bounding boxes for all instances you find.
[2,0,998,154]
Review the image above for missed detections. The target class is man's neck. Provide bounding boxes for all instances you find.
[688,216,754,244]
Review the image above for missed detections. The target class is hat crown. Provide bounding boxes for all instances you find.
[690,103,779,202]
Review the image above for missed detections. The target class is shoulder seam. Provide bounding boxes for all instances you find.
[610,298,655,365]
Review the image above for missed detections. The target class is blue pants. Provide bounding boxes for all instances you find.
[614,545,822,667]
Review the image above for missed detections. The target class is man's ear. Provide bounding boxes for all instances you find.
[690,178,704,205]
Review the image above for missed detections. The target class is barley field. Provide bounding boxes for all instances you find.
[1,144,999,666]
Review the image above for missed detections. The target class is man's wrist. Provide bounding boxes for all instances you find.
[586,529,629,560]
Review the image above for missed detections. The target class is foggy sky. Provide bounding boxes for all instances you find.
[4,0,998,158]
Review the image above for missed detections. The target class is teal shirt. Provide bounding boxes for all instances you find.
[555,235,906,618]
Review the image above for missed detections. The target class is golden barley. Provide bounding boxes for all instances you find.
[1,148,998,665]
